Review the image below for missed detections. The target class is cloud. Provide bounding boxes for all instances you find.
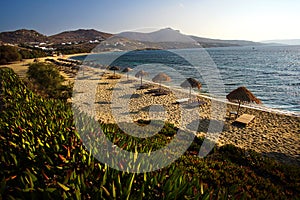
[179,3,184,8]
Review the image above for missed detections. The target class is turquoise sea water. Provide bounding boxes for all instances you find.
[71,45,300,113]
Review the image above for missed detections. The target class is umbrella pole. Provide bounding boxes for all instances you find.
[189,87,192,100]
[127,73,129,80]
[237,101,241,116]
[141,76,143,86]
[159,82,162,92]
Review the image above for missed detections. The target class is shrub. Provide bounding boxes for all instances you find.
[0,45,21,64]
[27,62,72,99]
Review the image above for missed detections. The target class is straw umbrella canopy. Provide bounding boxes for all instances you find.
[226,86,261,115]
[152,72,171,91]
[180,78,202,99]
[135,70,149,86]
[109,66,120,75]
[122,67,132,80]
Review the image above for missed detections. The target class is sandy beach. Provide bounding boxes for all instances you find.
[72,66,300,166]
[2,57,299,165]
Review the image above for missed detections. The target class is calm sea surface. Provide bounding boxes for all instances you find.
[72,45,300,113]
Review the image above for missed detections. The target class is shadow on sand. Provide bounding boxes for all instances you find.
[186,118,228,133]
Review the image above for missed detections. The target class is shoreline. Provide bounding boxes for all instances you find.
[141,78,300,118]
[1,56,299,165]
[68,52,300,117]
[72,66,300,166]
[1,52,299,118]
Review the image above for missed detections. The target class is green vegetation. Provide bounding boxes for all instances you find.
[0,45,21,64]
[53,43,97,55]
[19,48,47,59]
[0,45,46,65]
[0,68,299,199]
[27,62,72,99]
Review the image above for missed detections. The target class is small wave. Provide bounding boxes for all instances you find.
[71,46,300,113]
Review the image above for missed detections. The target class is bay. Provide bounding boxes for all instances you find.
[71,45,300,113]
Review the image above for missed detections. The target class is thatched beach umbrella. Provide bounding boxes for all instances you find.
[109,66,120,75]
[226,86,261,115]
[180,78,202,99]
[135,70,149,86]
[152,72,171,91]
[122,67,132,80]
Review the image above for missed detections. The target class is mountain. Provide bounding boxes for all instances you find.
[119,28,195,43]
[95,28,204,52]
[0,29,48,44]
[190,36,262,48]
[48,29,113,43]
[261,39,300,46]
[117,28,262,49]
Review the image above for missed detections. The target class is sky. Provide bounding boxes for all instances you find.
[1,0,299,42]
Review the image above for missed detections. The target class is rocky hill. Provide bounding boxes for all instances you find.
[48,29,113,43]
[0,29,48,44]
[0,29,113,45]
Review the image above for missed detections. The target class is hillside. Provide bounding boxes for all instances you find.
[0,29,48,44]
[0,29,113,45]
[190,35,263,48]
[0,29,114,55]
[48,29,113,43]
[119,28,195,43]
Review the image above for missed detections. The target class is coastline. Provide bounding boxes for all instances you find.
[68,50,300,117]
[72,67,300,165]
[1,51,298,117]
[1,54,299,165]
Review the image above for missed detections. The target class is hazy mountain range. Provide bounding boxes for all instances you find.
[118,28,261,47]
[2,27,296,52]
[261,39,300,46]
[118,28,195,43]
[98,28,265,51]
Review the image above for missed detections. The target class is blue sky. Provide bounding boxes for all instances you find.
[1,0,299,41]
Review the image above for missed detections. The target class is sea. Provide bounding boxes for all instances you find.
[71,45,300,115]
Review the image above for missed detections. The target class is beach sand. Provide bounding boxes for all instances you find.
[0,55,300,165]
[2,58,299,166]
[72,67,300,166]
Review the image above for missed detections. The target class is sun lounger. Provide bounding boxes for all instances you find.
[185,100,207,109]
[234,114,255,125]
[175,98,189,104]
[228,111,238,118]
[153,90,170,96]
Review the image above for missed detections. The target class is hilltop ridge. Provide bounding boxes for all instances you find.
[0,28,264,54]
